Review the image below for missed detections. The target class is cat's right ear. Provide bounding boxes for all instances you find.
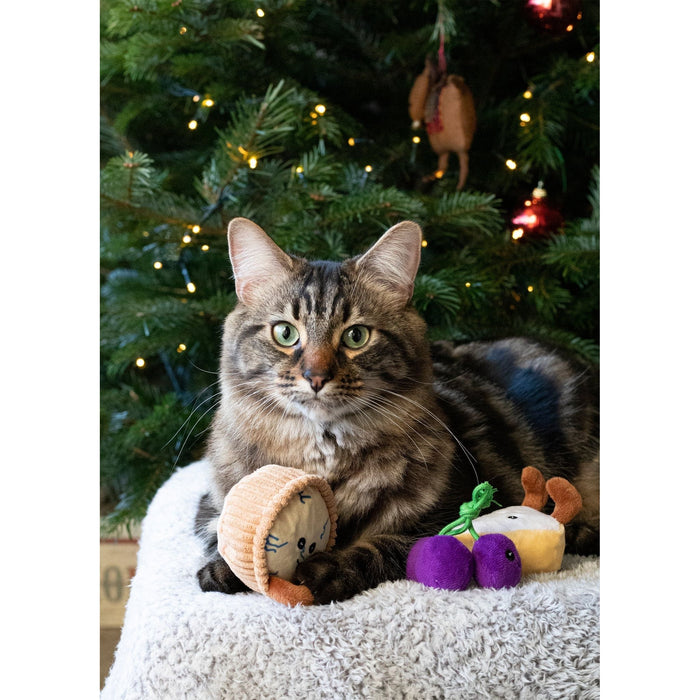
[227,218,294,305]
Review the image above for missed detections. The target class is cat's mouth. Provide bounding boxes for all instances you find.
[286,386,357,421]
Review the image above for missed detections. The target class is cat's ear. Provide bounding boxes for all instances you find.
[227,218,294,305]
[355,221,423,307]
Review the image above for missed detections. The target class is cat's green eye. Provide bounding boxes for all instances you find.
[342,325,371,349]
[272,322,300,347]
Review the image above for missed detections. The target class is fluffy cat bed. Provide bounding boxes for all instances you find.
[101,460,600,699]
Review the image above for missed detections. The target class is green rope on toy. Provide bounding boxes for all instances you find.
[439,482,500,539]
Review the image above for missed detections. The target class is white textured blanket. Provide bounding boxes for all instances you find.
[102,460,600,700]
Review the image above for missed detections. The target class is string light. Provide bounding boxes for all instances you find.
[248,156,258,169]
[512,228,524,240]
[256,8,265,17]
[412,136,421,144]
[188,120,198,130]
[434,170,444,179]
[505,159,517,170]
[179,26,187,35]
[177,343,187,353]
[523,89,533,99]
[520,113,531,123]
[135,358,146,368]
[586,52,596,63]
[347,137,356,146]
[183,234,192,243]
[364,165,373,172]
[201,244,210,251]
[192,95,201,103]
[421,239,428,248]
[153,261,163,270]
[315,104,326,115]
[202,98,214,107]
[296,165,304,174]
[465,282,471,288]
[527,285,534,293]
[142,231,150,237]
[191,225,201,234]
[186,282,196,293]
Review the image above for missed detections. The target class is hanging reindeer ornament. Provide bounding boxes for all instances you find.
[408,50,477,190]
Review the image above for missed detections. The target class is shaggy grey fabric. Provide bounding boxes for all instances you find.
[102,460,600,700]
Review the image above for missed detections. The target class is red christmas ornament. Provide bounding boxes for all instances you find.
[511,183,564,241]
[522,0,583,36]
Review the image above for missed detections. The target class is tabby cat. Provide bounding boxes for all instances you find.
[195,218,599,604]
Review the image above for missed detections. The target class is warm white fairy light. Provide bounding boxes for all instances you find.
[179,26,187,35]
[192,95,201,103]
[523,90,533,99]
[296,165,304,174]
[421,239,428,248]
[191,225,201,234]
[202,98,214,108]
[505,159,517,170]
[256,8,265,17]
[177,343,187,353]
[527,285,534,293]
[186,282,196,293]
[465,282,471,288]
[153,261,163,270]
[315,104,326,115]
[512,228,524,240]
[135,358,146,368]
[248,156,258,169]
[364,165,373,172]
[201,244,210,251]
[348,137,356,146]
[586,52,596,63]
[520,113,531,123]
[183,234,192,243]
[188,120,198,130]
[412,136,421,144]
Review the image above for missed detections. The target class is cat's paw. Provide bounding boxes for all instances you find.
[197,556,249,594]
[293,551,358,605]
[565,522,600,556]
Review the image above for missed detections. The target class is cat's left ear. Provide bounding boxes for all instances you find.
[227,218,294,305]
[355,221,423,307]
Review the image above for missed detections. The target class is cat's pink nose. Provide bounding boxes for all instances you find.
[303,369,331,393]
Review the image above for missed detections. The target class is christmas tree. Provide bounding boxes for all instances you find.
[100,0,600,534]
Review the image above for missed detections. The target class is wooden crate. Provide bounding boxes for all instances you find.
[100,538,139,627]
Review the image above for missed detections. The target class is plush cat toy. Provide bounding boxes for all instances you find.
[217,464,338,606]
[406,466,583,591]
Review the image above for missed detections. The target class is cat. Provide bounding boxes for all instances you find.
[195,217,599,604]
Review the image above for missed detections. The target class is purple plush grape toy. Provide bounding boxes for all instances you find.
[472,533,522,589]
[406,535,474,591]
[406,481,523,592]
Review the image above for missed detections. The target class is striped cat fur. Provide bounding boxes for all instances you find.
[195,218,599,603]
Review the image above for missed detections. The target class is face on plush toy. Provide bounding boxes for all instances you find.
[264,486,331,580]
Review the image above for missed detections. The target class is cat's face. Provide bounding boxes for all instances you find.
[220,219,431,423]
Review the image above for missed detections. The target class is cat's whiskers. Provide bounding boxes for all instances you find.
[358,392,455,469]
[375,387,480,482]
[165,378,222,465]
[348,394,432,472]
